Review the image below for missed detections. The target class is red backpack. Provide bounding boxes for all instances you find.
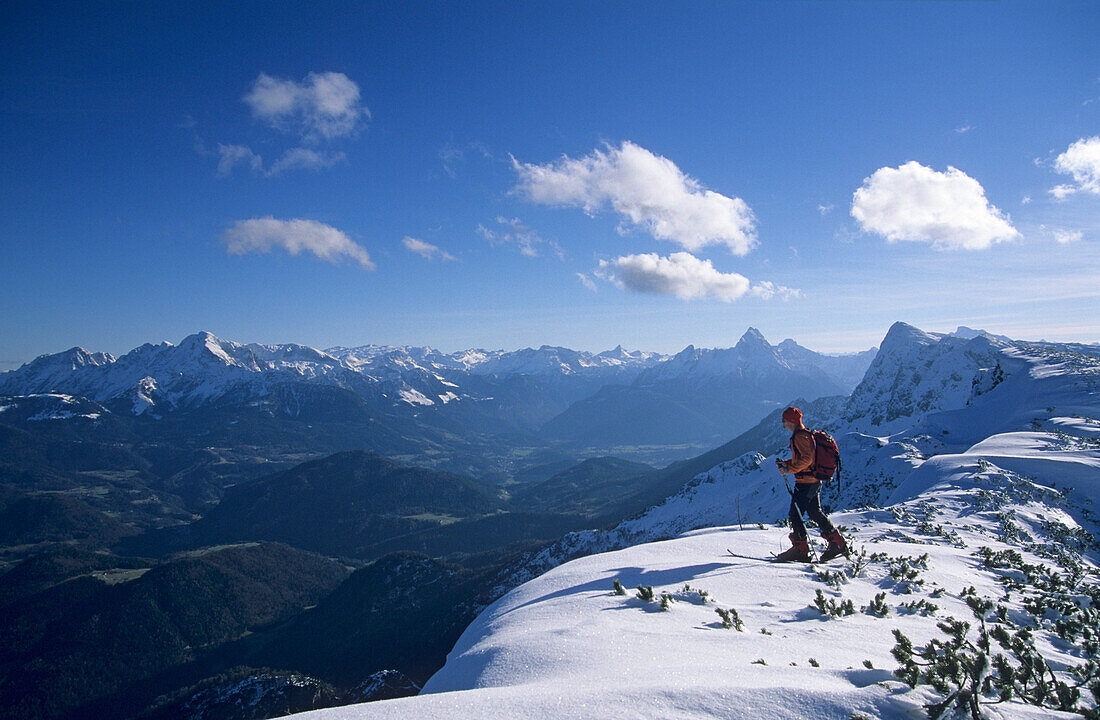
[795,428,841,482]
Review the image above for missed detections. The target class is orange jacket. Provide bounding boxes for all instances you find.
[784,427,817,483]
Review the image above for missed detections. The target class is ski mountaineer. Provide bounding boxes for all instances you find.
[774,406,849,562]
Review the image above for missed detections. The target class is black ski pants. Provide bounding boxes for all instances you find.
[789,481,835,540]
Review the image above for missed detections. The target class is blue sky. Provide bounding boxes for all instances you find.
[2,1,1098,368]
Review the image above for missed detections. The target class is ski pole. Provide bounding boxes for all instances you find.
[778,465,794,497]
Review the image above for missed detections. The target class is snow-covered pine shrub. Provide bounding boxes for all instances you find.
[888,554,929,593]
[681,583,709,602]
[846,547,870,576]
[816,569,849,589]
[659,592,673,610]
[808,657,820,667]
[813,589,855,618]
[612,579,626,596]
[636,585,654,602]
[715,607,744,631]
[864,592,890,618]
[899,598,939,616]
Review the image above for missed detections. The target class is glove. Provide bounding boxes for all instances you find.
[775,458,787,472]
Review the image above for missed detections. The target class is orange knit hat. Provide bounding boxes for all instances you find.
[782,406,803,425]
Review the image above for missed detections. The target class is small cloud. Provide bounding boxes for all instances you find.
[217,144,262,176]
[749,280,802,300]
[954,125,974,134]
[267,148,346,176]
[576,272,598,292]
[223,217,375,270]
[478,216,552,258]
[595,252,750,302]
[1021,195,1032,205]
[817,203,834,215]
[402,236,455,261]
[513,141,756,255]
[1040,225,1084,245]
[1049,136,1100,199]
[851,161,1019,250]
[243,71,369,142]
[439,144,464,178]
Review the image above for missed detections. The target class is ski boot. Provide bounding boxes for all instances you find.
[819,530,850,562]
[774,533,811,562]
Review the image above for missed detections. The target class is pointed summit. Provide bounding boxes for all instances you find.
[737,327,769,345]
[879,322,938,353]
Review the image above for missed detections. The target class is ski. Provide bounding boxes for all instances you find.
[725,549,820,564]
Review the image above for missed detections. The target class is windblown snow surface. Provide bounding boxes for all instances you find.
[293,325,1100,720]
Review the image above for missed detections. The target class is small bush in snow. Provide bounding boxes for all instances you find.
[863,592,890,618]
[816,569,849,589]
[659,592,673,611]
[612,579,626,596]
[808,657,820,667]
[898,598,939,616]
[846,547,871,576]
[635,585,654,602]
[715,607,743,631]
[887,554,929,593]
[813,589,855,618]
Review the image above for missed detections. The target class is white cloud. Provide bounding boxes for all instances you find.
[954,125,974,134]
[1022,196,1032,205]
[267,148,346,176]
[1049,136,1100,199]
[818,203,834,216]
[595,252,750,302]
[576,272,598,292]
[1040,225,1084,245]
[402,236,455,261]
[513,141,756,255]
[223,217,375,270]
[478,217,556,258]
[748,280,802,300]
[217,144,262,176]
[851,161,1019,250]
[243,72,368,141]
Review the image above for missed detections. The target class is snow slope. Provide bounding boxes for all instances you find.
[287,324,1099,720]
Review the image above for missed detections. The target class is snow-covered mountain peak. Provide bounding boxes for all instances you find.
[881,320,940,350]
[176,330,241,365]
[736,326,769,347]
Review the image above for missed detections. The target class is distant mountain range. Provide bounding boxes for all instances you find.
[0,329,877,471]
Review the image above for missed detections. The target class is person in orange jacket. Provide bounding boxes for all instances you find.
[774,406,848,562]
